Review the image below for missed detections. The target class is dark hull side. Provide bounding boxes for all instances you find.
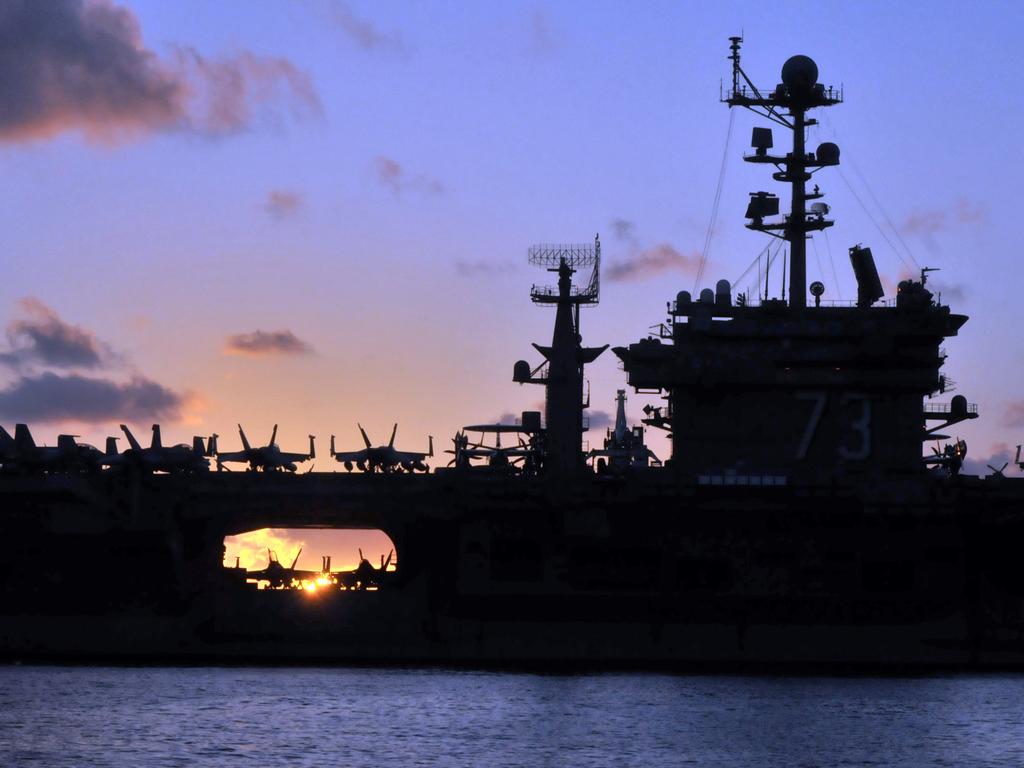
[2,470,1023,668]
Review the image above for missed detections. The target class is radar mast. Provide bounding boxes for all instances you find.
[514,235,607,476]
[724,36,842,309]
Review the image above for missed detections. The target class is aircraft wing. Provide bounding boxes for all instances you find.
[333,449,370,462]
[392,450,428,462]
[216,451,250,463]
[276,451,311,463]
[245,567,322,581]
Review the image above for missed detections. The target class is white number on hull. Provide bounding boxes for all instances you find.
[839,394,871,461]
[795,392,872,461]
[796,391,827,460]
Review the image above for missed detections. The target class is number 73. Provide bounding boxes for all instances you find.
[795,392,871,461]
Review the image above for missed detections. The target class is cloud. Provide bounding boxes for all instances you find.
[224,329,314,357]
[610,218,637,243]
[327,1,405,53]
[587,410,613,430]
[0,371,185,423]
[0,0,320,144]
[263,189,304,219]
[223,528,307,571]
[1004,402,1024,429]
[171,47,322,137]
[929,279,967,305]
[1,298,116,369]
[455,260,517,277]
[0,297,196,425]
[606,244,702,282]
[901,198,987,235]
[373,155,444,196]
[961,442,1014,477]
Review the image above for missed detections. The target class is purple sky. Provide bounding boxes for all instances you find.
[0,1,1021,564]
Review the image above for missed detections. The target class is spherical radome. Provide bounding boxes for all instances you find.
[782,55,818,92]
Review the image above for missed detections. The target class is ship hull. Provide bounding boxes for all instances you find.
[2,470,1023,669]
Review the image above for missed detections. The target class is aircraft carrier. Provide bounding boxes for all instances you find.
[3,39,1024,669]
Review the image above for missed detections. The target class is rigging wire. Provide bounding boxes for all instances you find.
[811,233,825,285]
[693,109,735,292]
[757,238,785,301]
[848,161,920,271]
[822,228,842,301]
[732,240,771,289]
[811,234,835,301]
[816,116,920,274]
[836,166,915,275]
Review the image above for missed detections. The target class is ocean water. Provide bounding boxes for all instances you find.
[1,667,1023,767]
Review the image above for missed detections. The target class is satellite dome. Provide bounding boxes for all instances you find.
[816,142,840,165]
[781,55,818,93]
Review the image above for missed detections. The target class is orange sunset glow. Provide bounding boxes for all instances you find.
[224,528,396,574]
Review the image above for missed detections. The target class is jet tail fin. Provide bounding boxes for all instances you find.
[289,548,303,570]
[238,424,251,452]
[428,435,434,457]
[389,423,398,448]
[151,424,162,450]
[57,434,78,453]
[0,425,12,446]
[15,424,36,451]
[120,425,142,452]
[208,434,219,456]
[269,424,278,447]
[330,434,336,457]
[358,424,372,449]
[192,436,206,454]
[105,437,119,457]
[308,435,315,460]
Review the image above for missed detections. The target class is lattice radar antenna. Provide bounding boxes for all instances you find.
[527,234,601,307]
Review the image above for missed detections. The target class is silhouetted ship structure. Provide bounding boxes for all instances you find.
[3,40,1024,668]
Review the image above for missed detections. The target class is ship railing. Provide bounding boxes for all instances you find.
[530,283,599,305]
[723,83,844,105]
[923,402,978,415]
[671,297,898,313]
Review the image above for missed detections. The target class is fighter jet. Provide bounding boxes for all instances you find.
[335,549,395,590]
[0,425,15,465]
[210,425,315,472]
[330,424,433,473]
[2,424,106,472]
[245,548,323,588]
[119,424,210,473]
